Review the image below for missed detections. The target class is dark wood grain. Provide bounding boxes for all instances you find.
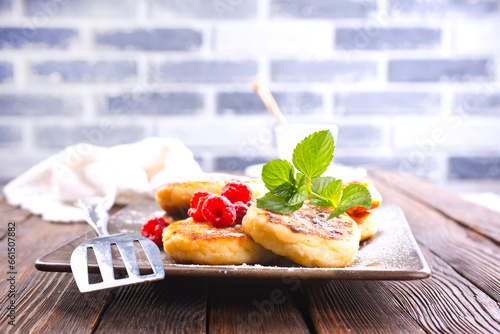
[305,280,426,333]
[95,279,207,334]
[305,244,500,334]
[371,174,500,302]
[0,207,97,333]
[5,272,111,334]
[372,170,500,243]
[208,283,310,334]
[385,246,500,334]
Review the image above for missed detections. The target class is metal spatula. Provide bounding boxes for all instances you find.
[70,197,165,293]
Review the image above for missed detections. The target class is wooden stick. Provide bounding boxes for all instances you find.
[253,75,288,125]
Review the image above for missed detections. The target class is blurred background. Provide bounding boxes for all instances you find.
[0,0,499,195]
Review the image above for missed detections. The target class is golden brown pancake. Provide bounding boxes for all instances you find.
[163,218,279,265]
[348,211,377,241]
[155,179,267,213]
[242,202,360,268]
[344,179,382,215]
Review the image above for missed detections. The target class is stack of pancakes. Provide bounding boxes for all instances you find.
[157,178,382,268]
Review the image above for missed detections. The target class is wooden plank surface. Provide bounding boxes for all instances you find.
[385,246,500,334]
[95,279,207,334]
[0,211,98,333]
[305,280,426,333]
[371,173,500,302]
[208,283,310,334]
[304,244,500,333]
[372,170,500,243]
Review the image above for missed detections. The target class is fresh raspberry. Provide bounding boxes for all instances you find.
[233,201,248,224]
[221,179,252,204]
[201,195,236,227]
[190,191,212,209]
[141,217,170,246]
[188,191,211,222]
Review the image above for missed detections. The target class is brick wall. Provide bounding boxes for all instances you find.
[0,0,499,193]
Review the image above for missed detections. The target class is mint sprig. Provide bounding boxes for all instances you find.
[257,130,372,218]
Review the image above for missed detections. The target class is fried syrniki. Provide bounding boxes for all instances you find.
[242,202,360,268]
[163,218,278,265]
[349,211,377,241]
[156,178,267,213]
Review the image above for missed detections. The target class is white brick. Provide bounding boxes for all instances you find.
[454,20,500,54]
[215,22,333,55]
[155,116,276,152]
[392,116,500,153]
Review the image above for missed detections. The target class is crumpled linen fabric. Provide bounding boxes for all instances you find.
[3,138,204,222]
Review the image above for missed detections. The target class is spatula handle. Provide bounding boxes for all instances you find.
[75,198,110,237]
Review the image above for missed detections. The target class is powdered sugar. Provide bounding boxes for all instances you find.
[108,202,429,279]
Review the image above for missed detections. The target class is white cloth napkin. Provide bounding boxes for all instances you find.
[3,138,205,222]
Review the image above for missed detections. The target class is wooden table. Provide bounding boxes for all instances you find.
[1,170,499,333]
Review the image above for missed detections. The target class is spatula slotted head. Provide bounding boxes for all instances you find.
[70,234,165,293]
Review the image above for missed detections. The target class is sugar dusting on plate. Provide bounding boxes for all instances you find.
[352,205,422,270]
[109,201,428,279]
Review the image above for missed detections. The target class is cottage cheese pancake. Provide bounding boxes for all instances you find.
[242,202,360,268]
[156,180,267,213]
[163,218,278,265]
[349,211,377,241]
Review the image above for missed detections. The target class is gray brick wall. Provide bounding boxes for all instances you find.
[0,62,12,83]
[389,59,492,82]
[30,61,137,83]
[0,28,78,49]
[336,28,441,50]
[0,0,499,193]
[270,0,377,18]
[96,29,202,51]
[271,60,377,82]
[157,61,258,83]
[0,0,11,15]
[0,124,21,147]
[105,92,203,115]
[0,94,81,116]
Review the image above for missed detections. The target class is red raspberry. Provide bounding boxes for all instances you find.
[141,217,170,246]
[201,195,236,227]
[233,201,248,224]
[221,179,252,204]
[188,191,211,222]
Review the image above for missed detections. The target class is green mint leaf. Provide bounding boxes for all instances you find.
[261,159,294,191]
[287,191,308,206]
[311,177,342,206]
[323,179,343,206]
[309,198,333,207]
[311,176,336,195]
[295,173,309,197]
[288,166,295,183]
[271,182,295,198]
[295,172,306,188]
[292,130,335,179]
[257,193,303,214]
[340,184,372,208]
[327,184,372,219]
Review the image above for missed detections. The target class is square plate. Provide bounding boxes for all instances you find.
[36,202,431,282]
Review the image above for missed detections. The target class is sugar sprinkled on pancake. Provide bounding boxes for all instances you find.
[242,202,360,268]
[163,218,278,265]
